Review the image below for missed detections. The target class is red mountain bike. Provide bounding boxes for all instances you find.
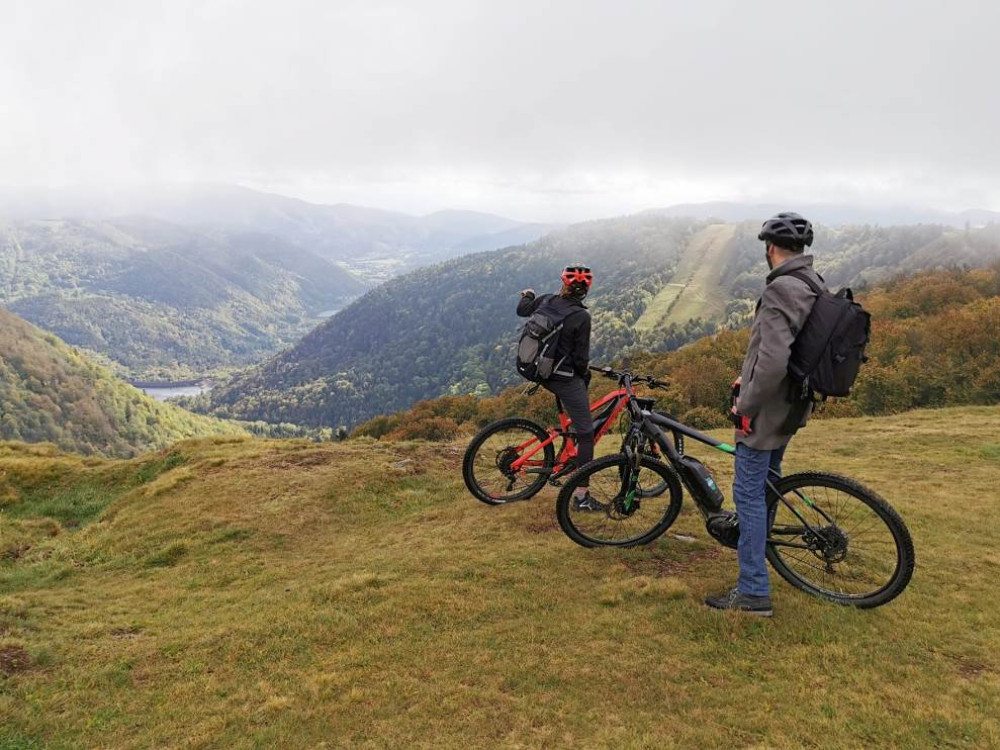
[462,367,669,505]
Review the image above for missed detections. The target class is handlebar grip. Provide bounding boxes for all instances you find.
[589,365,616,377]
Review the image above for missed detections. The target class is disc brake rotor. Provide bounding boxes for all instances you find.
[805,525,850,565]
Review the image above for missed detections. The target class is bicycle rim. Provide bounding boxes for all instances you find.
[766,473,914,608]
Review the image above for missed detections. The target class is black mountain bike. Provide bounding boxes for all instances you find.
[556,366,915,609]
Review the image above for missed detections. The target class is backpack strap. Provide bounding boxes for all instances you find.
[784,269,825,296]
[546,300,588,328]
[757,269,824,313]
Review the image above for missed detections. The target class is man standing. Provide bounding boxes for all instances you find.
[706,212,825,616]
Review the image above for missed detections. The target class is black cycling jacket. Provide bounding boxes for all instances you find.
[516,292,591,380]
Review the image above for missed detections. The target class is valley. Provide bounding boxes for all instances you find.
[4,188,1000,444]
[207,217,1000,431]
[0,307,244,457]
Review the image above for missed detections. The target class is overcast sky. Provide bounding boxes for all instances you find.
[2,0,998,221]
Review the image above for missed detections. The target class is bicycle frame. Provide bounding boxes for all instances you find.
[634,408,838,549]
[508,387,634,480]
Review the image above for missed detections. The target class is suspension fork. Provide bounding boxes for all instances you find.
[618,426,645,511]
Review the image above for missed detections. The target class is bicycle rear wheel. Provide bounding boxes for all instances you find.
[463,418,556,505]
[556,454,683,547]
[765,472,914,608]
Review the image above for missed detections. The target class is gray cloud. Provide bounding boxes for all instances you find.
[2,0,997,220]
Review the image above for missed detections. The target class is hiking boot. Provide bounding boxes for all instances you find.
[572,491,606,513]
[704,587,773,617]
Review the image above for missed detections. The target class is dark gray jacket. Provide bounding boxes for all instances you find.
[735,254,826,450]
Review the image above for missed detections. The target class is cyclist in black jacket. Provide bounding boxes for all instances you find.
[517,265,599,510]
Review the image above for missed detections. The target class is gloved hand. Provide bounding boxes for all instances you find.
[729,407,752,434]
[583,369,592,387]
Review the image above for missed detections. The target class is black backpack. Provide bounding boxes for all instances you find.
[515,299,580,382]
[786,270,871,400]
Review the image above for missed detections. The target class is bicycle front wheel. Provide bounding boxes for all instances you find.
[463,418,556,505]
[766,472,914,608]
[637,440,669,498]
[556,454,683,548]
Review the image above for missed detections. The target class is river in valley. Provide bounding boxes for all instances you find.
[133,383,212,401]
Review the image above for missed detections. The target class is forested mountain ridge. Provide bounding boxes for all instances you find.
[0,185,558,280]
[208,216,702,426]
[208,216,1000,430]
[0,218,365,380]
[0,308,245,457]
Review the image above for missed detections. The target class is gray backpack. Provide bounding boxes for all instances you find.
[515,300,578,382]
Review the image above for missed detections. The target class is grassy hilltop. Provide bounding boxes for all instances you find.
[2,406,999,746]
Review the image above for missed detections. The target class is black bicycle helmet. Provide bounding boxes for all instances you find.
[758,212,814,249]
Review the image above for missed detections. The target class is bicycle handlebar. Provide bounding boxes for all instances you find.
[589,364,669,390]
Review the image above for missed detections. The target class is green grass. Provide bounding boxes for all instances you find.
[1,409,998,746]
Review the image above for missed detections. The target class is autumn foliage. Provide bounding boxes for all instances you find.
[355,264,1000,440]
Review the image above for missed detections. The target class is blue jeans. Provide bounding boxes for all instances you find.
[733,442,787,597]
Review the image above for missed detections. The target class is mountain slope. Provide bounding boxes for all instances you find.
[210,218,1000,429]
[356,263,1000,440]
[635,224,737,332]
[0,308,244,456]
[0,218,365,379]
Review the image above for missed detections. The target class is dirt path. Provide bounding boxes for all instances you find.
[635,224,736,331]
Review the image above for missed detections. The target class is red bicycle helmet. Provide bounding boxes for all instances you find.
[561,264,594,289]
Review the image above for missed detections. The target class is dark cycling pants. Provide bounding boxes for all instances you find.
[543,375,593,484]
